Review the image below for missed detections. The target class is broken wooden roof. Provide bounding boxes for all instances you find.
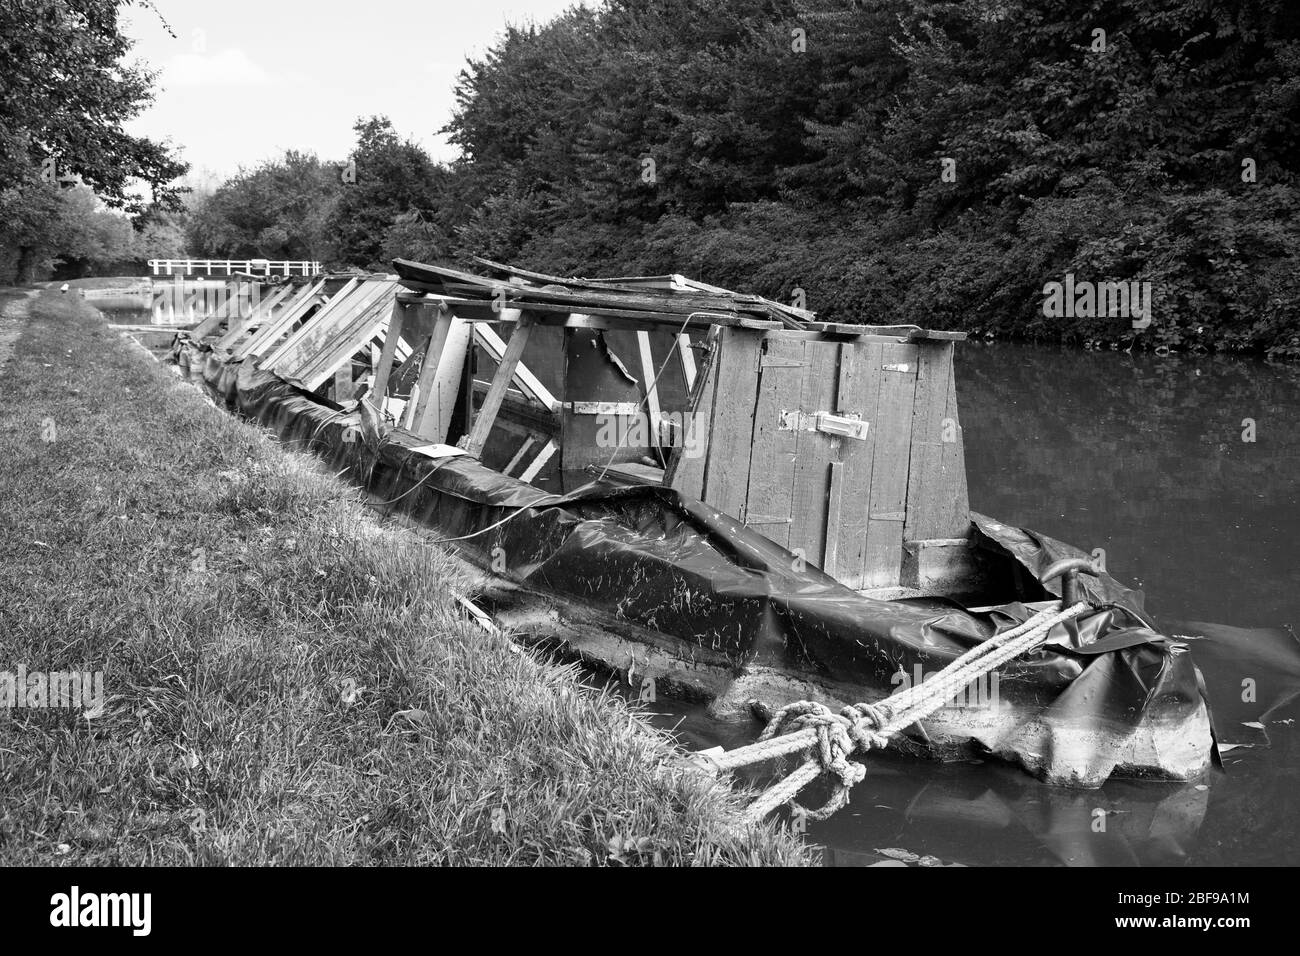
[391,258,965,341]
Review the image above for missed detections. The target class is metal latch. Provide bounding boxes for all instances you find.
[778,410,870,441]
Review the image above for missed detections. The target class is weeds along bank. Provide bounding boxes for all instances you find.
[0,292,809,866]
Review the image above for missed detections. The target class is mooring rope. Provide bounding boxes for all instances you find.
[701,601,1091,824]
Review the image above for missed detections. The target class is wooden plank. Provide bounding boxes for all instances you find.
[473,324,560,411]
[234,284,332,360]
[265,279,394,375]
[518,439,558,483]
[212,283,296,348]
[741,336,804,546]
[470,254,814,324]
[283,285,399,389]
[862,343,919,587]
[663,327,718,499]
[905,341,957,542]
[677,333,697,391]
[235,278,343,360]
[191,283,278,339]
[256,278,365,365]
[370,300,407,401]
[395,257,791,322]
[408,305,455,440]
[699,328,763,520]
[464,312,537,458]
[937,360,971,538]
[831,341,882,589]
[635,330,664,450]
[434,297,779,332]
[802,321,967,341]
[502,434,538,477]
[823,461,845,577]
[787,339,841,565]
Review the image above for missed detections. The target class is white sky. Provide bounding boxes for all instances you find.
[121,0,588,185]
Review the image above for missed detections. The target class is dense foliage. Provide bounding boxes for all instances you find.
[427,0,1300,356]
[0,0,188,283]
[181,2,1300,356]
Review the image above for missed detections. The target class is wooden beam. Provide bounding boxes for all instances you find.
[502,434,539,477]
[408,303,455,440]
[473,324,560,412]
[369,300,406,401]
[677,333,697,391]
[400,294,779,332]
[635,330,664,450]
[464,311,538,458]
[518,438,558,483]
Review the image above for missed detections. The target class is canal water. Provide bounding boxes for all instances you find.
[641,341,1300,866]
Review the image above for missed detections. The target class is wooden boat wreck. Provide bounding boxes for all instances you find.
[171,257,1217,789]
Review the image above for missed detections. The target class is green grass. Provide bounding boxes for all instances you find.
[0,291,811,866]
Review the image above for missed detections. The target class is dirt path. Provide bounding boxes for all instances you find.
[0,290,37,375]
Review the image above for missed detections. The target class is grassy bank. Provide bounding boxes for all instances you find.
[0,291,810,866]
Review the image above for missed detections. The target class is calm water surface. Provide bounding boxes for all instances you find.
[644,341,1300,867]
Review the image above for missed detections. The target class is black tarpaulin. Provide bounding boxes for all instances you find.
[197,359,1214,782]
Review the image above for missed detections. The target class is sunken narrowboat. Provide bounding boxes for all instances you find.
[174,257,1216,789]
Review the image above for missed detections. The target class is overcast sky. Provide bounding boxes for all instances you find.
[121,0,588,187]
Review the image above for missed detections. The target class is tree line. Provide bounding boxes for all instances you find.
[0,1,188,282]
[6,2,1299,356]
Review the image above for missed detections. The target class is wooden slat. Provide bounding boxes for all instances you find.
[635,330,664,451]
[742,336,804,544]
[432,296,778,331]
[370,300,406,401]
[830,340,882,589]
[663,327,719,498]
[265,279,394,376]
[905,342,957,542]
[234,278,341,360]
[677,333,697,391]
[823,461,845,577]
[787,339,841,565]
[212,283,296,348]
[470,255,814,325]
[473,324,560,411]
[502,434,538,477]
[395,257,793,322]
[699,328,763,520]
[254,278,363,364]
[464,312,537,458]
[518,439,558,483]
[409,305,455,440]
[938,359,971,538]
[862,342,920,587]
[279,283,399,389]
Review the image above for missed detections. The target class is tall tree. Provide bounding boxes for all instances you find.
[187,151,340,262]
[0,0,188,282]
[325,117,448,269]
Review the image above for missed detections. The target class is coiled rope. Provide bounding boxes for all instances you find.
[700,601,1091,824]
